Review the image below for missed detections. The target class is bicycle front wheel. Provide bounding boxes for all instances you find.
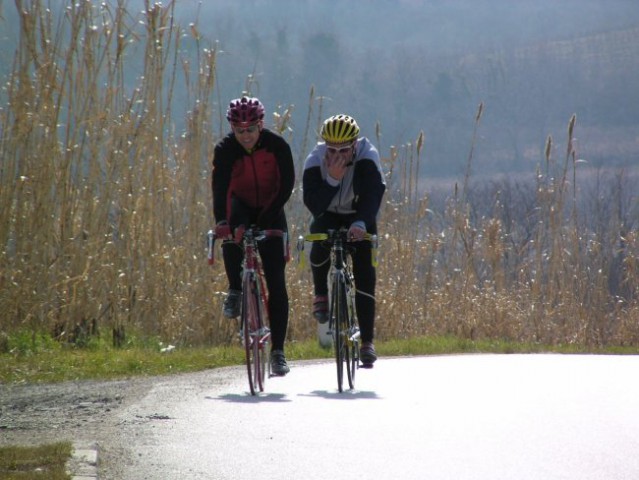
[242,276,264,395]
[254,277,269,391]
[331,273,349,392]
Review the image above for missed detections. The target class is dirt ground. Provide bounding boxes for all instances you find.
[0,368,237,478]
[1,378,144,445]
[0,376,159,478]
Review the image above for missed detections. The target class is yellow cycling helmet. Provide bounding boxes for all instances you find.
[320,114,360,144]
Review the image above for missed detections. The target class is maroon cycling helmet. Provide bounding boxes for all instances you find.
[226,96,265,126]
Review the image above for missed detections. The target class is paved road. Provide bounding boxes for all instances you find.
[108,354,639,479]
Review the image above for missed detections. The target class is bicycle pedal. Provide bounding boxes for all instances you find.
[359,363,374,369]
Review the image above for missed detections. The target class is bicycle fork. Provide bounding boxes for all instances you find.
[244,327,271,349]
[328,274,360,341]
[240,268,271,350]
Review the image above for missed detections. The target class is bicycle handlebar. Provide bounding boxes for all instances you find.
[207,225,287,266]
[214,224,284,241]
[297,228,378,268]
[302,231,376,244]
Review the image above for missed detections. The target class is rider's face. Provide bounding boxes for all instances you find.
[233,121,261,150]
[325,142,354,163]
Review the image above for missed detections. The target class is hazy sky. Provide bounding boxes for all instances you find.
[2,0,637,175]
[169,0,638,174]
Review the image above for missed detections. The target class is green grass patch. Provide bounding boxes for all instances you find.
[2,334,637,385]
[0,442,73,480]
[379,335,639,356]
[0,344,247,384]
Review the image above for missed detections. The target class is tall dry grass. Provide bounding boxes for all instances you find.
[1,1,638,350]
[373,106,639,348]
[0,0,230,346]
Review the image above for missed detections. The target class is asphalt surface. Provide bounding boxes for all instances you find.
[103,353,639,479]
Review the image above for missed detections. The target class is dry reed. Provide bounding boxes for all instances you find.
[1,1,638,351]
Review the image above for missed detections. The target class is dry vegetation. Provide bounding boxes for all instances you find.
[376,110,639,348]
[1,1,638,352]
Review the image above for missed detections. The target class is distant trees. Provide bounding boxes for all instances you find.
[4,0,636,175]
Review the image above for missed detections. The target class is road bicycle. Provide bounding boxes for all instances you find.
[298,228,377,392]
[208,224,285,395]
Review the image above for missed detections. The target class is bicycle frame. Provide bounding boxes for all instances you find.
[209,225,285,395]
[240,228,271,394]
[329,232,359,392]
[299,228,376,392]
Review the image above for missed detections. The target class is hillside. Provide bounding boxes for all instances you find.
[1,1,637,175]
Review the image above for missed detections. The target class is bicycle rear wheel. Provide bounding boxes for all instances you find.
[344,323,354,390]
[254,278,268,391]
[347,270,361,387]
[345,294,358,390]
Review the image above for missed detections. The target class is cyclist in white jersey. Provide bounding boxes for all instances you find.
[302,114,386,366]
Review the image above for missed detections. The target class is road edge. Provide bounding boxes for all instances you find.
[67,442,99,479]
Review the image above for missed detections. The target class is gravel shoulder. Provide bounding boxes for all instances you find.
[0,375,171,478]
[0,377,151,447]
[0,367,239,478]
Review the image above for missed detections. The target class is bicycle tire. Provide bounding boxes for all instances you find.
[332,273,349,392]
[242,276,261,395]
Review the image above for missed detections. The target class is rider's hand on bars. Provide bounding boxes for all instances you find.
[348,224,366,241]
[215,221,232,239]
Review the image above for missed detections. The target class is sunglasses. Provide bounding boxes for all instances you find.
[326,144,354,154]
[234,124,259,135]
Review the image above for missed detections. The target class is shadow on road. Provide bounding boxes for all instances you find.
[206,392,292,403]
[298,389,380,400]
[206,389,380,402]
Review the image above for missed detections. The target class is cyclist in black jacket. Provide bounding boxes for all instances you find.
[212,96,295,376]
[302,114,386,366]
